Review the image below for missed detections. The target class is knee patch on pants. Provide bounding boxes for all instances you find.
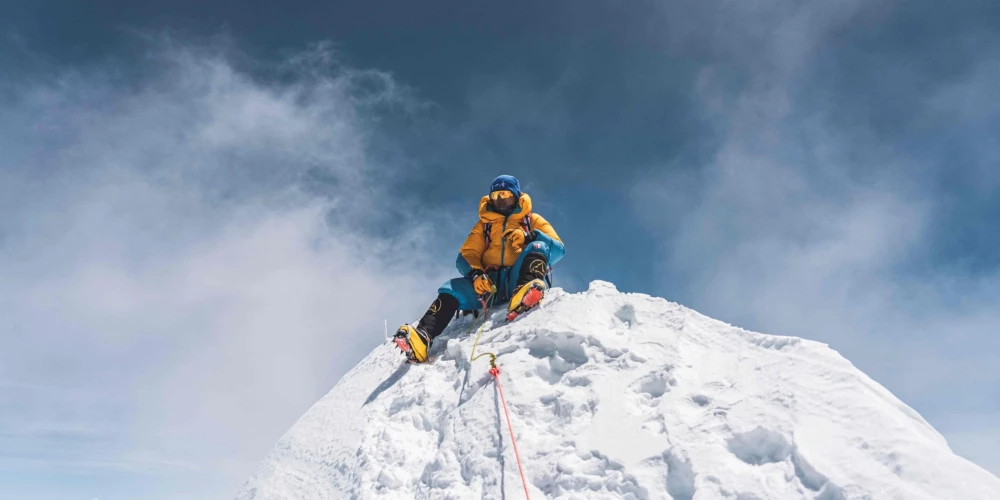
[525,255,547,279]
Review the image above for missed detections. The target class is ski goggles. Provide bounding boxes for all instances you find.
[489,189,518,212]
[489,190,516,202]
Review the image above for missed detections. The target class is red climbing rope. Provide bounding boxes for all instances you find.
[490,364,531,500]
[469,292,530,498]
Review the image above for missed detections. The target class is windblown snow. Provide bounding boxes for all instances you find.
[237,281,1000,499]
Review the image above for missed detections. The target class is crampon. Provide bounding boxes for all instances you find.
[393,335,414,360]
[393,324,430,363]
[506,279,546,321]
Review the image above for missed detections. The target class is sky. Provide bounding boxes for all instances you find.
[0,0,998,498]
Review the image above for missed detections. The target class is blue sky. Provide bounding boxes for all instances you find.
[1,1,998,498]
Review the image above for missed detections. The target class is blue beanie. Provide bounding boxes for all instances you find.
[490,175,521,199]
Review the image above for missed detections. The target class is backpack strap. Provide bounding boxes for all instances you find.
[485,216,531,248]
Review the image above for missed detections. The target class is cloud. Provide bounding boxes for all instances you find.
[631,0,1000,476]
[0,37,449,497]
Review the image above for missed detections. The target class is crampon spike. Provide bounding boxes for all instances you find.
[394,336,420,363]
[393,337,411,353]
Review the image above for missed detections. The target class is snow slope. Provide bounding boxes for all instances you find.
[237,281,1000,499]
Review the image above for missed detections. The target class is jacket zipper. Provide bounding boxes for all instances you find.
[498,217,509,298]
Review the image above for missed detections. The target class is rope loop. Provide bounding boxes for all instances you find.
[469,287,498,366]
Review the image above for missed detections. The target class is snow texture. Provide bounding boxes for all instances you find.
[237,281,1000,499]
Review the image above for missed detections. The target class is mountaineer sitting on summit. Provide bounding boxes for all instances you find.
[394,175,566,362]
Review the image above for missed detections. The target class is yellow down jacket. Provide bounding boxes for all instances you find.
[458,193,562,271]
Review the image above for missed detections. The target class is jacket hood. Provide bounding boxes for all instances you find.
[478,192,532,223]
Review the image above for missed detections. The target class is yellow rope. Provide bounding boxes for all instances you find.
[469,288,498,368]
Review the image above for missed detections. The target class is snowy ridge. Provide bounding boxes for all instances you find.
[237,281,1000,499]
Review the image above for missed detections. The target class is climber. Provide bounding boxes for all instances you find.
[394,175,566,363]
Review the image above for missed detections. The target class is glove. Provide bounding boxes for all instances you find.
[503,228,532,252]
[471,270,495,296]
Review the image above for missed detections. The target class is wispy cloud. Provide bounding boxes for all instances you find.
[0,37,448,496]
[632,0,1000,475]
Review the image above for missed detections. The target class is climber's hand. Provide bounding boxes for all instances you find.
[504,228,531,252]
[471,270,495,296]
